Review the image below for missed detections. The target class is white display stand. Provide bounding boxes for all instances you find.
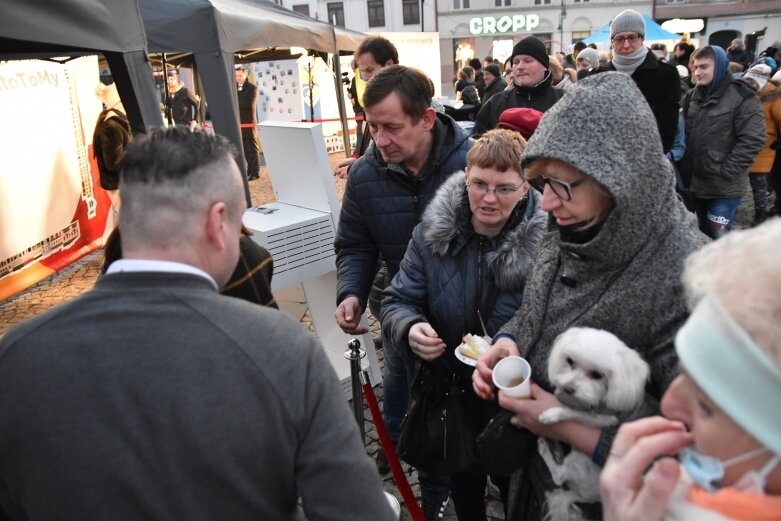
[243,121,380,399]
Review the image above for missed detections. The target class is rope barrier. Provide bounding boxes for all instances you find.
[362,381,426,521]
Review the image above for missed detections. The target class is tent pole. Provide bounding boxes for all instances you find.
[161,53,173,126]
[331,31,352,158]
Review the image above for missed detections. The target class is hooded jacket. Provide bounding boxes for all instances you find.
[381,173,546,361]
[335,113,473,308]
[497,72,709,521]
[748,83,781,174]
[472,71,562,137]
[679,46,766,198]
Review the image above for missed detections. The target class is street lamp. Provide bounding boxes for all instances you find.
[558,0,567,53]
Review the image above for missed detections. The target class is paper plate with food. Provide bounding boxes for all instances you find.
[455,334,491,366]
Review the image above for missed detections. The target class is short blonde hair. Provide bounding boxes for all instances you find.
[467,129,527,179]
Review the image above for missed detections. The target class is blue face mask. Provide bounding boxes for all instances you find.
[679,446,781,493]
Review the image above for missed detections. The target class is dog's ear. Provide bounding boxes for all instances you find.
[603,347,650,412]
[548,328,583,381]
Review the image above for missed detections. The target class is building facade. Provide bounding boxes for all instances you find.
[654,0,781,54]
[436,0,652,91]
[276,0,438,33]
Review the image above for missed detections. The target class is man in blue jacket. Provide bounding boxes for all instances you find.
[334,65,473,517]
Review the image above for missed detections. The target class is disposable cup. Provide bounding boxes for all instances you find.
[492,356,531,398]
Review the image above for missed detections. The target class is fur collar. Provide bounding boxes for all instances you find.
[420,172,545,291]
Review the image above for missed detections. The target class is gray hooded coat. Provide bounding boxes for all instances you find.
[499,72,709,521]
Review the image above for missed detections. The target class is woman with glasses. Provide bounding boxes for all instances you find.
[472,72,709,521]
[595,9,680,155]
[381,129,546,520]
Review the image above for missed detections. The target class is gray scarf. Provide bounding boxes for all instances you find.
[612,46,648,75]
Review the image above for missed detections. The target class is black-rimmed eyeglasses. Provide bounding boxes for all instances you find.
[539,176,586,201]
[466,181,521,198]
[612,34,641,45]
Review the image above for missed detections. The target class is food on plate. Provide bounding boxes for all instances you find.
[457,334,491,361]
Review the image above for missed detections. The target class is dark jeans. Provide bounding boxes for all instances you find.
[749,173,769,224]
[242,133,259,179]
[693,196,741,239]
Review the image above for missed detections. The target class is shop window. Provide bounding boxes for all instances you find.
[292,3,310,15]
[454,0,471,10]
[572,31,591,41]
[495,0,511,6]
[327,2,345,25]
[367,0,385,27]
[403,0,420,25]
[534,0,551,4]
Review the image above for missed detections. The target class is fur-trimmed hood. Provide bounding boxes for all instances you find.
[419,171,546,291]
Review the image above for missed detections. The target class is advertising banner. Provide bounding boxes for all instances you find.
[0,57,110,300]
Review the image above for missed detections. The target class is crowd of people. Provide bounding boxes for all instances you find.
[1,10,780,521]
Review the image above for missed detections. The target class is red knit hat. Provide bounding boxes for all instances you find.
[497,108,544,139]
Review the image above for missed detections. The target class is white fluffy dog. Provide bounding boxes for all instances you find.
[537,327,650,521]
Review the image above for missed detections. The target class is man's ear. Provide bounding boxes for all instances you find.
[205,201,229,250]
[383,59,395,68]
[422,107,437,132]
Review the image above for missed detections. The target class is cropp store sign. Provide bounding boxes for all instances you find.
[469,14,540,35]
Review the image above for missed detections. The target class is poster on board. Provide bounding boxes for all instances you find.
[0,56,111,300]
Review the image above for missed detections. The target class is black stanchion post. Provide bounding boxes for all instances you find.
[344,338,366,443]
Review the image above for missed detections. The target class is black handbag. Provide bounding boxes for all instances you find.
[476,410,537,476]
[396,361,477,474]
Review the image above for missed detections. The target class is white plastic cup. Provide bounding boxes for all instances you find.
[492,356,532,398]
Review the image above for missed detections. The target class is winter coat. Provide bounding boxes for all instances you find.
[334,114,473,308]
[381,173,546,362]
[600,51,681,152]
[92,108,132,191]
[456,78,481,106]
[680,76,766,198]
[749,83,781,174]
[498,72,709,521]
[236,80,259,138]
[472,71,563,137]
[483,76,508,103]
[166,86,199,126]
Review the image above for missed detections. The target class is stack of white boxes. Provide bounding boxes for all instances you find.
[243,121,380,399]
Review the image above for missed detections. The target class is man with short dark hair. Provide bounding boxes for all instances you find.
[562,40,587,70]
[235,64,260,181]
[335,35,400,179]
[334,65,473,517]
[0,128,395,521]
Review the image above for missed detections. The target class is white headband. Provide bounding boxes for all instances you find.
[676,294,781,455]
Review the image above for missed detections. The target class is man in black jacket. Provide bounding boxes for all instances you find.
[597,9,680,154]
[473,36,562,137]
[334,65,473,518]
[235,64,260,181]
